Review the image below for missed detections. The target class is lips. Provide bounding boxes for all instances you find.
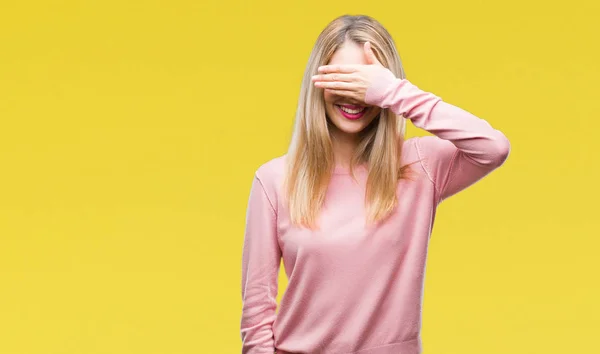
[336,104,367,120]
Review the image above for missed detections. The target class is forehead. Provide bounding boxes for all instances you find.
[327,41,368,65]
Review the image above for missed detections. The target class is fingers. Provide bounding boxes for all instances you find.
[364,41,382,66]
[317,64,359,74]
[311,73,356,82]
[313,80,355,90]
[323,89,360,101]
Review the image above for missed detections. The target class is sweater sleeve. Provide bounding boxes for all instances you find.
[365,73,510,204]
[240,173,282,354]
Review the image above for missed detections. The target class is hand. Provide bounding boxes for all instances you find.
[311,41,397,105]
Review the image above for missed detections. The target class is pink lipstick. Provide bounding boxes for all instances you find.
[336,104,367,120]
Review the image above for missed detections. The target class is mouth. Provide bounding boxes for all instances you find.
[335,104,367,120]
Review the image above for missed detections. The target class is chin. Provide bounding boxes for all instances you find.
[335,121,370,135]
[328,114,378,135]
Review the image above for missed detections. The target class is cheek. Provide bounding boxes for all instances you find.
[323,92,338,115]
[365,108,382,124]
[323,90,335,103]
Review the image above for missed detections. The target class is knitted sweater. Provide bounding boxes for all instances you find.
[240,75,510,354]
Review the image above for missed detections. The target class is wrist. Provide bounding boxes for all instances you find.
[365,72,401,108]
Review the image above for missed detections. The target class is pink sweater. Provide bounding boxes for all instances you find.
[240,74,510,354]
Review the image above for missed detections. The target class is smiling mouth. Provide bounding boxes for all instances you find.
[336,104,367,119]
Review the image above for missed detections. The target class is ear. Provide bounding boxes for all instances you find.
[364,42,382,66]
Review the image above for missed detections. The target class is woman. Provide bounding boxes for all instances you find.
[240,14,510,354]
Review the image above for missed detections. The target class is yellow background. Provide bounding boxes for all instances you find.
[1,0,598,353]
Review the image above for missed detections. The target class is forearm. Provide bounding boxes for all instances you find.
[366,76,509,166]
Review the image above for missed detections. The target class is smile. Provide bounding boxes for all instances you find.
[336,105,367,120]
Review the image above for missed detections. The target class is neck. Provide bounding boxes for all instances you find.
[330,128,360,168]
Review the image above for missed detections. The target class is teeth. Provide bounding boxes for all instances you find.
[339,106,365,114]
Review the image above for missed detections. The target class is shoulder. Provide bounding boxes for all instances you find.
[410,135,459,188]
[252,153,287,208]
[413,135,455,158]
[410,135,457,170]
[402,136,450,164]
[255,153,287,183]
[402,135,456,183]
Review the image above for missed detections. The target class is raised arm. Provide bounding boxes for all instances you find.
[240,174,282,353]
[365,76,510,203]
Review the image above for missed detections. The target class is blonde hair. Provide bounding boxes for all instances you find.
[284,14,420,229]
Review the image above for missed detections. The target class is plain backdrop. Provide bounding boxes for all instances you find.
[1,0,598,353]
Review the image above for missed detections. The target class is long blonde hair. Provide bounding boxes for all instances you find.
[284,14,420,229]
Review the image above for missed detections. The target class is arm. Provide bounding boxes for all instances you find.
[240,174,282,353]
[365,75,511,203]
